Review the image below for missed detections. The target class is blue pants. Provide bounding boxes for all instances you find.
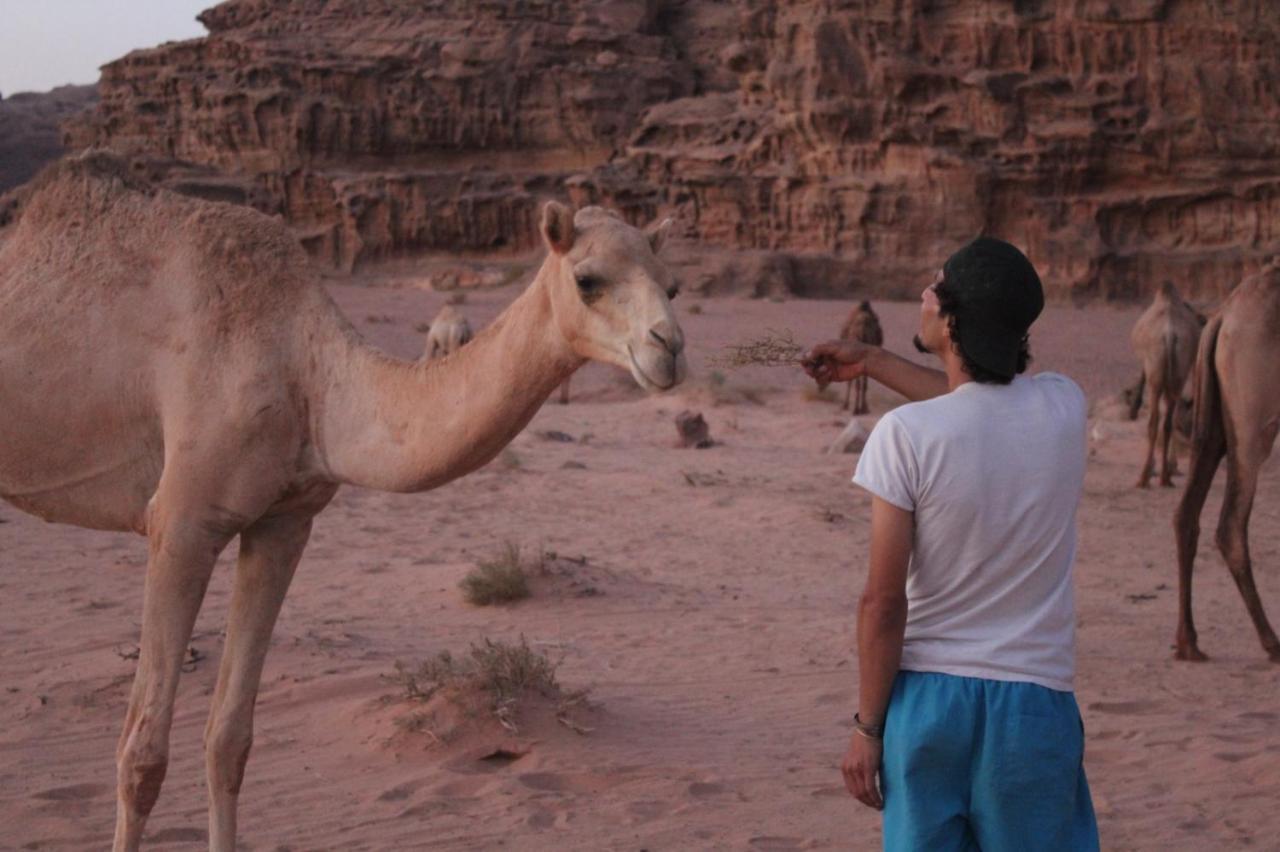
[881,671,1099,852]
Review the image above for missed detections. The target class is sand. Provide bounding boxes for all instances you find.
[2,282,1278,851]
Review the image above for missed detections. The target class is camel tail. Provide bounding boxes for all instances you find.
[1190,313,1224,448]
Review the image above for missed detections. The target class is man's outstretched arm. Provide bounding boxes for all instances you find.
[803,340,948,402]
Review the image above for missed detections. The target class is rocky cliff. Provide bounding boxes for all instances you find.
[64,0,1280,301]
[0,85,97,194]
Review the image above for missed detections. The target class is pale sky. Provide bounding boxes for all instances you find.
[0,1,212,95]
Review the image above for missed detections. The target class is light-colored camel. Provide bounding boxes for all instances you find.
[0,152,685,850]
[422,303,473,360]
[839,301,883,413]
[1130,281,1205,487]
[1173,266,1280,663]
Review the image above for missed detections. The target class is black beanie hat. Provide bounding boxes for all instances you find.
[939,237,1044,379]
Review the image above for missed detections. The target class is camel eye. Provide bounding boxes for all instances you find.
[575,273,605,302]
[666,281,680,300]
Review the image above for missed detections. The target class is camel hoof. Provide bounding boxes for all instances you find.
[1174,646,1209,662]
[1159,478,1175,488]
[1135,480,1150,489]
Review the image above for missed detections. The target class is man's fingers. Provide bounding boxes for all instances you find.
[841,762,859,797]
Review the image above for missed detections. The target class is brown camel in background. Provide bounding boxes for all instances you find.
[422,303,473,360]
[0,152,684,850]
[1130,282,1205,487]
[1173,267,1280,663]
[840,301,883,413]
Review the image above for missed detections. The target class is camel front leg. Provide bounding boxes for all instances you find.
[843,379,852,411]
[1215,454,1280,661]
[856,375,869,415]
[114,517,231,851]
[206,513,314,851]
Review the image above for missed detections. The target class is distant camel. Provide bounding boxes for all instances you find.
[840,301,883,413]
[0,152,685,850]
[422,303,473,359]
[1173,267,1280,663]
[1130,282,1205,487]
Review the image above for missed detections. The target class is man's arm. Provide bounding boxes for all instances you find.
[841,495,912,810]
[803,340,948,402]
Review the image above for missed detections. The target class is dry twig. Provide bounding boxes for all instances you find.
[710,328,805,369]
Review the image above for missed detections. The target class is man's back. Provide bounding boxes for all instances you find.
[854,372,1087,691]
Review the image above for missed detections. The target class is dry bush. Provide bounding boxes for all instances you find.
[392,636,587,734]
[459,542,539,605]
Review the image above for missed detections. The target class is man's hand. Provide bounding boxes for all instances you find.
[841,731,884,810]
[802,340,879,387]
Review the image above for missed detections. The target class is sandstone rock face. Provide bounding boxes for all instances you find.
[64,0,1280,301]
[0,85,97,194]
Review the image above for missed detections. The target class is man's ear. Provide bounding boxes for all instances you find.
[541,201,575,255]
[647,217,672,254]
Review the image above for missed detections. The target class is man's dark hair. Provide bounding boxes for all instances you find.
[935,280,1032,385]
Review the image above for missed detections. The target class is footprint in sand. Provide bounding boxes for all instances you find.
[147,827,206,843]
[688,781,725,797]
[1214,752,1253,763]
[1087,700,1159,715]
[518,772,568,792]
[748,836,810,851]
[32,782,107,801]
[376,782,415,802]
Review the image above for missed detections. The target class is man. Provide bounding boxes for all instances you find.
[803,237,1099,851]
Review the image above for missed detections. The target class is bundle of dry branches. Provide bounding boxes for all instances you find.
[710,328,806,368]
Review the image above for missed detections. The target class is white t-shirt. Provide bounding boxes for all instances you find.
[852,372,1087,692]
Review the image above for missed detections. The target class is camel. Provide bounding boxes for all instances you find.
[422,303,473,359]
[0,151,685,851]
[1130,281,1205,487]
[839,301,883,413]
[1173,266,1280,663]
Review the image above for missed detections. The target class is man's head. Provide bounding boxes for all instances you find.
[913,237,1044,384]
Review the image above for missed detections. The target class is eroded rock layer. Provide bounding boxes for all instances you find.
[65,0,1280,300]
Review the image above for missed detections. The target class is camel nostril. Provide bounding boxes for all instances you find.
[649,329,669,349]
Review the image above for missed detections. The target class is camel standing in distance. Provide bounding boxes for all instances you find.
[0,152,685,851]
[422,303,473,359]
[840,301,883,413]
[1173,266,1280,663]
[1130,281,1205,487]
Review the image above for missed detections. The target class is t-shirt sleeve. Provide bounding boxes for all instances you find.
[852,412,919,512]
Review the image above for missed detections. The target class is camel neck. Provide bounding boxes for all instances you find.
[315,267,583,492]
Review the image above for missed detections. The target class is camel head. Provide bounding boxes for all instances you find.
[539,202,686,392]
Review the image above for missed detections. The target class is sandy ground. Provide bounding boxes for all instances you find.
[2,281,1278,851]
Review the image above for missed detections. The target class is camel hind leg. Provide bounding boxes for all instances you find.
[206,511,318,851]
[1159,388,1178,487]
[1173,417,1224,662]
[1137,377,1160,488]
[1215,426,1280,661]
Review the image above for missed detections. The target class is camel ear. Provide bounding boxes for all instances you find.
[541,201,575,255]
[647,217,673,254]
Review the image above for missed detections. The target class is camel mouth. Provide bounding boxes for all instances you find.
[627,344,679,392]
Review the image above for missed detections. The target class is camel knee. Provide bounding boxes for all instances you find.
[206,722,253,795]
[118,748,168,817]
[1215,524,1249,573]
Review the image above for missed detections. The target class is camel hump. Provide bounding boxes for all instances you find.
[1,149,156,230]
